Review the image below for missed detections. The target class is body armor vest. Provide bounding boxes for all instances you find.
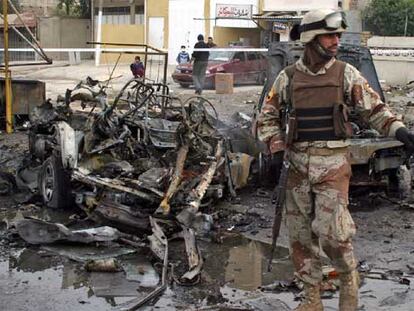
[288,60,350,142]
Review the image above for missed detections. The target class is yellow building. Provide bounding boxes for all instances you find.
[93,0,262,64]
[93,0,358,64]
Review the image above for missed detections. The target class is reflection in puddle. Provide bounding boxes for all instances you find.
[203,234,293,291]
[0,247,159,310]
[0,209,294,310]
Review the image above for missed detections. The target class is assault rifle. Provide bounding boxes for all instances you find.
[267,110,296,271]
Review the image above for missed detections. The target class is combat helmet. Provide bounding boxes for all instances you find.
[290,9,348,43]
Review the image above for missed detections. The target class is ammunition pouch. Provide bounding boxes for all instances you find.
[333,103,353,139]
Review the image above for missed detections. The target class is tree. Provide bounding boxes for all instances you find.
[363,0,414,36]
[0,0,20,14]
[57,0,77,16]
[57,0,91,18]
[78,0,91,18]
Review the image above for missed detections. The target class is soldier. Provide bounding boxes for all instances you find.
[257,9,414,311]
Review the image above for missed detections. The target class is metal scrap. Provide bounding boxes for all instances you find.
[15,218,131,245]
[85,258,122,272]
[158,144,189,214]
[118,217,169,311]
[188,140,224,212]
[180,225,203,283]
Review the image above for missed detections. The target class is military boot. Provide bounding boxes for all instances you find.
[294,284,323,311]
[339,270,360,311]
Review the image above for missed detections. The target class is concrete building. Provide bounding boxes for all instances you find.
[0,12,37,61]
[93,0,261,64]
[19,0,59,17]
[38,17,91,61]
[90,0,365,64]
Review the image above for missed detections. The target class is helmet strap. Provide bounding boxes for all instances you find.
[313,39,334,59]
[303,40,333,73]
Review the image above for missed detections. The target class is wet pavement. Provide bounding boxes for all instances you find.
[0,208,293,311]
[1,199,414,310]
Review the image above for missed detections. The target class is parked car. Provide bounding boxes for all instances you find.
[172,50,268,89]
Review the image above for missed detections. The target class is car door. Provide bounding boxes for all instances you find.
[227,51,247,85]
[246,52,259,84]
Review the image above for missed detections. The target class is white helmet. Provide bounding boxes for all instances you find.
[291,9,348,43]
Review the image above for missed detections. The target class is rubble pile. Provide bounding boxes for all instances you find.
[0,77,259,308]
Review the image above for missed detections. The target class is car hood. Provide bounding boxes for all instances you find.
[177,61,228,71]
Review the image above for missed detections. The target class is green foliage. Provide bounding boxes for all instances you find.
[57,0,90,18]
[57,0,76,16]
[0,0,20,14]
[78,0,91,18]
[363,0,414,36]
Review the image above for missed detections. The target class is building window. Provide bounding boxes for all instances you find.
[95,6,144,25]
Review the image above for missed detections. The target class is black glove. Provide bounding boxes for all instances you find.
[395,127,414,153]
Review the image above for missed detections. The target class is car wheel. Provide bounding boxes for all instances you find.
[179,83,190,88]
[38,156,73,209]
[397,165,412,200]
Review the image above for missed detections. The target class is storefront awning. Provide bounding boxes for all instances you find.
[251,12,302,23]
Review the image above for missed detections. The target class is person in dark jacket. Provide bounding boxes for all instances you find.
[130,56,145,78]
[207,36,217,48]
[191,34,209,94]
[176,45,191,64]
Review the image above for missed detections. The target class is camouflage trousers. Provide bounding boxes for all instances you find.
[285,143,357,285]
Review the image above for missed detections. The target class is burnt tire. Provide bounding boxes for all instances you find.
[38,156,73,209]
[397,165,412,200]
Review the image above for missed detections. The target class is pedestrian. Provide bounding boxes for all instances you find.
[176,45,191,64]
[257,9,414,311]
[207,36,217,48]
[191,34,209,95]
[130,56,145,78]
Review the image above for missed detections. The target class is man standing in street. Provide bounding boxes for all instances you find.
[207,36,217,48]
[257,9,414,311]
[130,56,145,78]
[191,34,209,95]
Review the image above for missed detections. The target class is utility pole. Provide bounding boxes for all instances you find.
[3,0,12,133]
[404,8,409,36]
[95,0,103,66]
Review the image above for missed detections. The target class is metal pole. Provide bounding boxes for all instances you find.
[91,0,94,48]
[3,0,12,133]
[162,52,168,107]
[404,9,408,37]
[95,0,103,66]
[144,45,148,80]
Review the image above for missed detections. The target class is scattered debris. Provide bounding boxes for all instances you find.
[15,218,135,245]
[85,258,122,272]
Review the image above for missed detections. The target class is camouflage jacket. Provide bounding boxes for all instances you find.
[257,57,405,153]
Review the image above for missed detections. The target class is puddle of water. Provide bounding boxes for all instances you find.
[202,234,294,291]
[1,205,294,310]
[0,247,160,311]
[0,205,76,228]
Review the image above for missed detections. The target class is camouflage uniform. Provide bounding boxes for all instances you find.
[257,57,404,285]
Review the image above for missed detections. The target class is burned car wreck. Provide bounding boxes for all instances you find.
[254,42,412,197]
[29,77,251,219]
[10,76,255,305]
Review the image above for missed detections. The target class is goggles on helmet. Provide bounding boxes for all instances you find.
[299,11,347,33]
